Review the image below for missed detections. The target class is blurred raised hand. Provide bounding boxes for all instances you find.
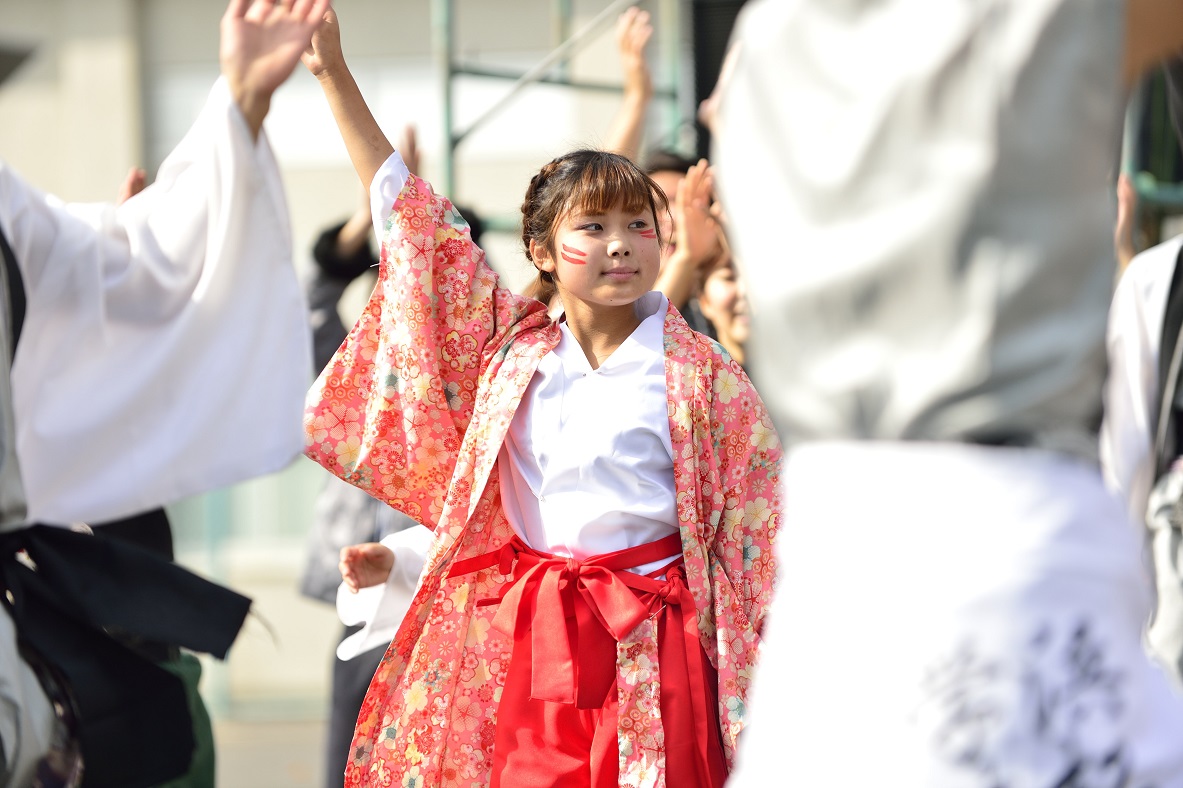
[655,158,725,309]
[605,6,654,162]
[1114,172,1137,273]
[397,124,421,177]
[220,0,332,138]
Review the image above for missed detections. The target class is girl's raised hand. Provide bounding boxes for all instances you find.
[219,0,332,138]
[339,542,396,593]
[301,6,345,80]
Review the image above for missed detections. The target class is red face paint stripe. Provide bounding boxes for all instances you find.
[640,230,658,239]
[560,244,587,265]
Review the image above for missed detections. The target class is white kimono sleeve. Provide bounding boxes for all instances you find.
[335,525,433,660]
[0,77,312,526]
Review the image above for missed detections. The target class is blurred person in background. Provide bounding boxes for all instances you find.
[0,0,324,784]
[714,0,1183,785]
[695,249,748,367]
[1103,54,1183,690]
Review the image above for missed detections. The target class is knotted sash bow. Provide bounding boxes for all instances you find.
[449,531,721,782]
[448,533,682,706]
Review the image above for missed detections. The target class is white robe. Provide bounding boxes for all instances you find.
[714,0,1183,783]
[0,77,311,786]
[0,77,311,527]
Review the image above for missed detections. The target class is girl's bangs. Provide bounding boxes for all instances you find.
[564,156,664,218]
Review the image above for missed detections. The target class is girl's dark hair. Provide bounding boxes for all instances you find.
[521,149,670,306]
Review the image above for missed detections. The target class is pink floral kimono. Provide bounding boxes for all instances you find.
[304,164,782,788]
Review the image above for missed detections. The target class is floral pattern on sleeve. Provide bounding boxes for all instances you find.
[304,174,549,533]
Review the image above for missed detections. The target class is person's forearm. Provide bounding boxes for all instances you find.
[228,85,270,141]
[316,63,394,191]
[335,206,374,258]
[655,248,700,309]
[606,89,651,163]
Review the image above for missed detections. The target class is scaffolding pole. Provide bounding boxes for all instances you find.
[431,0,683,198]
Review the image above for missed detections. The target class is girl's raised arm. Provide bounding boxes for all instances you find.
[302,8,393,190]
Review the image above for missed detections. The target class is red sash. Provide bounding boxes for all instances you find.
[448,533,725,786]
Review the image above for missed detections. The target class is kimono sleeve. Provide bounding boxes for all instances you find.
[707,352,782,637]
[304,153,534,530]
[2,77,311,526]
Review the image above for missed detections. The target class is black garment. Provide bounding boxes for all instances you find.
[92,509,179,664]
[0,225,24,350]
[308,221,378,374]
[1155,243,1183,478]
[94,507,175,560]
[0,525,250,788]
[682,298,717,341]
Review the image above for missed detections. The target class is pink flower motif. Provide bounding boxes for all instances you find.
[452,693,482,732]
[441,331,479,371]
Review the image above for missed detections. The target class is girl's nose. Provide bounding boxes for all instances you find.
[607,237,631,257]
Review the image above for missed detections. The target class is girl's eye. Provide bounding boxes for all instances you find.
[629,220,649,230]
[579,223,602,231]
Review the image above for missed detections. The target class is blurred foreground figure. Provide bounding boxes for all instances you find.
[714,1,1183,785]
[1103,56,1183,687]
[0,0,324,785]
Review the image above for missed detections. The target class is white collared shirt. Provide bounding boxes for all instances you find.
[499,290,678,572]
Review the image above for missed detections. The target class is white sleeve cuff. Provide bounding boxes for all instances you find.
[335,525,434,660]
[369,150,412,244]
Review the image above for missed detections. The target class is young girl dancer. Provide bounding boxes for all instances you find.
[301,11,780,787]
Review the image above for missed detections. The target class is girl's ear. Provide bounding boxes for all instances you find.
[529,239,557,274]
